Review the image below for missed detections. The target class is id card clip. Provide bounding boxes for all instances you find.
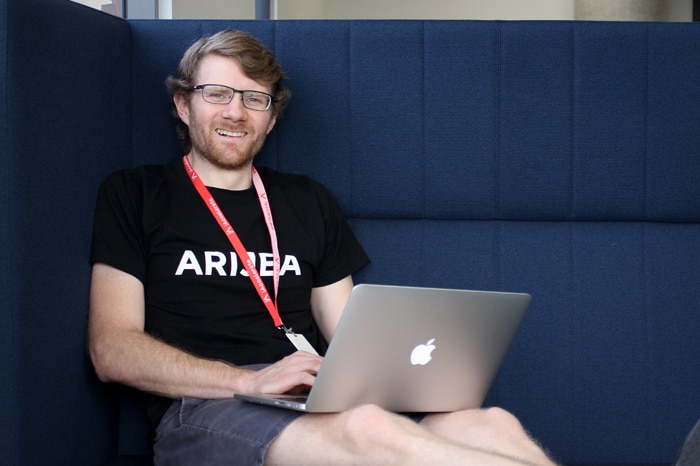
[281,325,319,356]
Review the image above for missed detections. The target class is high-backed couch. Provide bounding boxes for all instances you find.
[2,0,699,464]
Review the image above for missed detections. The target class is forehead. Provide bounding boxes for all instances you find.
[195,54,271,93]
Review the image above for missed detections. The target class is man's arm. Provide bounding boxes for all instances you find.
[88,263,321,398]
[309,275,354,342]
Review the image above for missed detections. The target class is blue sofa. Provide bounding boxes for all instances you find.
[2,0,699,464]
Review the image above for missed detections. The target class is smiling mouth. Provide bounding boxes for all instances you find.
[216,128,247,138]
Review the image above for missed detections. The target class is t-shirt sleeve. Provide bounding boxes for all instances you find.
[90,170,148,283]
[308,179,370,288]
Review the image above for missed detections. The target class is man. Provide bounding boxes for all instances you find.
[88,29,556,465]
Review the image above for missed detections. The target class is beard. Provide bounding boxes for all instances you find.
[187,114,268,171]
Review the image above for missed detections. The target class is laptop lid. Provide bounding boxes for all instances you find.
[235,284,530,413]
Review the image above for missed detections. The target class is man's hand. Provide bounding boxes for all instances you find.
[243,351,323,395]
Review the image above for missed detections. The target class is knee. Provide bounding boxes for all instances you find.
[478,406,526,434]
[423,405,528,441]
[337,404,406,452]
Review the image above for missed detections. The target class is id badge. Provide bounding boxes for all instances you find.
[285,331,319,356]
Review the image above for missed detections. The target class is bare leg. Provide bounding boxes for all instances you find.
[420,407,557,465]
[265,404,555,466]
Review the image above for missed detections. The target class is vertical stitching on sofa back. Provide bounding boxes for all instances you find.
[570,23,576,221]
[568,26,578,452]
[642,22,652,458]
[495,22,502,288]
[348,22,355,216]
[643,24,650,221]
[495,22,502,221]
[421,21,427,284]
[421,20,427,221]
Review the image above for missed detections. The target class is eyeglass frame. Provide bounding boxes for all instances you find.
[187,84,277,111]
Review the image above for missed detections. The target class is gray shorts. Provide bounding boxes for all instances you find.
[154,394,305,466]
[152,363,303,466]
[153,363,428,465]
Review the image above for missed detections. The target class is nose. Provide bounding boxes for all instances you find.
[221,92,247,120]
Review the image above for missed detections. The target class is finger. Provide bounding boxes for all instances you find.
[251,356,322,393]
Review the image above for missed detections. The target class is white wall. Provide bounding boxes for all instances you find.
[282,0,575,20]
[170,0,253,19]
[71,0,694,21]
[286,0,692,21]
[576,0,693,21]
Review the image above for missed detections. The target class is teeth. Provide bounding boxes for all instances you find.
[216,128,246,137]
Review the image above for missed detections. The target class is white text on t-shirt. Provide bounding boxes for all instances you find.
[174,249,301,277]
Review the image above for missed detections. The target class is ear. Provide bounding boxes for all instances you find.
[265,113,278,135]
[173,92,190,126]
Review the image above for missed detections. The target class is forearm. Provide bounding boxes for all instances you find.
[88,263,320,400]
[88,263,254,399]
[89,326,254,400]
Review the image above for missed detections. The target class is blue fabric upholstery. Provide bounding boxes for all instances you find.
[1,0,131,464]
[1,0,698,464]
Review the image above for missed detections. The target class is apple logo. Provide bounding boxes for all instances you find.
[410,338,436,365]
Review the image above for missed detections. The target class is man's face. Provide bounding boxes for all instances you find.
[174,54,277,171]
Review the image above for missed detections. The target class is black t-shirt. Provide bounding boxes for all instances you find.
[91,157,369,423]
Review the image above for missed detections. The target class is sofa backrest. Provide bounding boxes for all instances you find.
[1,0,131,463]
[2,0,699,463]
[129,20,700,464]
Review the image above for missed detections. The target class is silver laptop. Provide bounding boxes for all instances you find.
[234,284,530,413]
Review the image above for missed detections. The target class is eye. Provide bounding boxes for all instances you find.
[244,92,265,104]
[204,86,232,102]
[242,92,271,110]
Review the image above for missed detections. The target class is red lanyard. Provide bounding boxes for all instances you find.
[182,155,283,329]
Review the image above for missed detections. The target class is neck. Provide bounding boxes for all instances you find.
[187,153,253,191]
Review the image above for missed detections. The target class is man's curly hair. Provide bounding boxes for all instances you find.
[165,29,291,152]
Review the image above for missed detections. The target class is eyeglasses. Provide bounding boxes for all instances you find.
[188,84,276,111]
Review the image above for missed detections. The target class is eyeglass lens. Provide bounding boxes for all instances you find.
[199,85,271,111]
